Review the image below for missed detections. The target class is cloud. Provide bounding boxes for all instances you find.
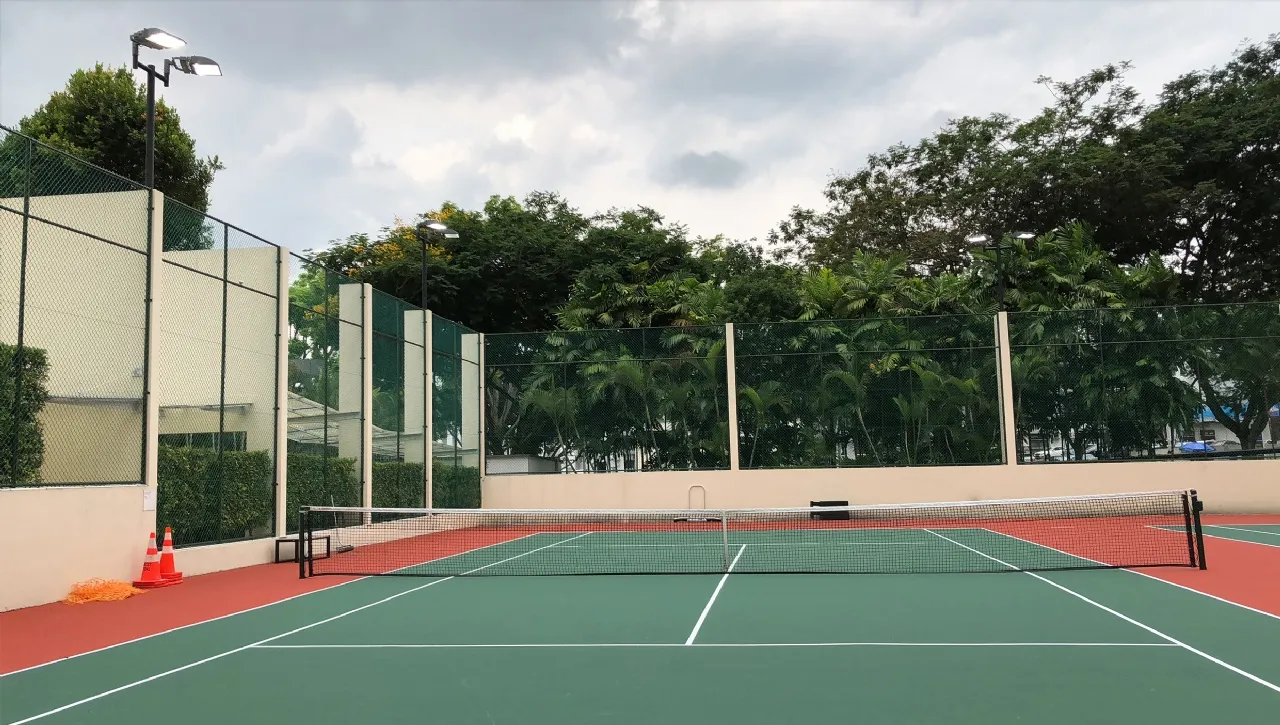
[3,0,1279,255]
[655,151,747,190]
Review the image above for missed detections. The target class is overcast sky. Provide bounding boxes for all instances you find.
[2,0,1277,255]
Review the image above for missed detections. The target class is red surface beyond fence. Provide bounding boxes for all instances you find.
[1,514,1276,676]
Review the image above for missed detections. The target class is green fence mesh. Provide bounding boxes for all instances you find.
[371,289,428,508]
[1,127,150,488]
[286,255,365,531]
[734,315,1003,469]
[432,314,481,504]
[154,199,278,547]
[484,325,731,473]
[1010,303,1280,462]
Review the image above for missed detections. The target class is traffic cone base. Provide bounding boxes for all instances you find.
[132,532,180,588]
[158,527,184,582]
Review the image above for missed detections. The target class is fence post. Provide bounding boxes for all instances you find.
[424,310,433,508]
[361,283,374,511]
[478,333,486,481]
[274,248,290,537]
[725,322,740,472]
[995,311,1018,466]
[142,189,164,523]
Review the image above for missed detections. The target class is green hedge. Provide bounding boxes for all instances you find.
[433,462,481,509]
[0,343,50,486]
[156,446,274,547]
[372,461,425,508]
[370,461,481,509]
[285,453,360,532]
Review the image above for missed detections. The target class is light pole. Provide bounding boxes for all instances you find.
[966,231,1034,311]
[415,220,460,310]
[130,28,221,189]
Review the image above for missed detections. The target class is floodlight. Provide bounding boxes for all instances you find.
[1014,231,1036,240]
[419,221,449,231]
[131,27,186,50]
[965,233,991,245]
[175,56,222,77]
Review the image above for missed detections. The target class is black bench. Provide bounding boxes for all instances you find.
[275,535,332,564]
[809,500,852,521]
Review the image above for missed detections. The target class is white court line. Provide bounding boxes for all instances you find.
[556,542,920,548]
[6,533,591,725]
[684,545,747,646]
[1145,524,1280,550]
[0,530,549,679]
[1204,524,1280,538]
[995,528,1280,624]
[924,529,1280,695]
[251,641,1179,649]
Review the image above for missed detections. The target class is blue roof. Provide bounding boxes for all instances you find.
[1196,403,1280,422]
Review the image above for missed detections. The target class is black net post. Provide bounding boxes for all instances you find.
[1180,492,1197,567]
[1191,489,1207,570]
[298,507,309,579]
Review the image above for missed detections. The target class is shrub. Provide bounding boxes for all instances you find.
[0,343,50,486]
[156,446,273,547]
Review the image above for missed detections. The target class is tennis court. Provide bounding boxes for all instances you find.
[2,492,1278,724]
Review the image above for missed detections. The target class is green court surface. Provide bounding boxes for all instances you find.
[2,533,1279,724]
[1199,523,1280,548]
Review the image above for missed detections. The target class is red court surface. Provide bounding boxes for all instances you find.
[2,513,1277,676]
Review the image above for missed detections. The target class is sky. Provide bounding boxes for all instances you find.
[1,0,1278,256]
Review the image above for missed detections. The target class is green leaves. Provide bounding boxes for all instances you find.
[11,64,222,210]
[0,343,50,486]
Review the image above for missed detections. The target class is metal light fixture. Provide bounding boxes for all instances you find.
[967,231,1035,312]
[130,27,185,50]
[130,28,221,188]
[174,56,222,77]
[416,221,461,309]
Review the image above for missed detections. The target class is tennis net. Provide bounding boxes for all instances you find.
[298,489,1206,578]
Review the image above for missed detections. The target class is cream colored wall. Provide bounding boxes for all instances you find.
[482,459,1280,514]
[171,537,278,577]
[0,484,151,611]
[37,402,143,483]
[156,247,278,454]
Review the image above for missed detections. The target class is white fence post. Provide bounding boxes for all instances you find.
[425,310,434,508]
[274,248,290,536]
[362,284,374,509]
[725,322,740,472]
[995,311,1018,466]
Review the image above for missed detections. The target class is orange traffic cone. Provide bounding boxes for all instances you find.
[158,527,183,582]
[132,532,178,589]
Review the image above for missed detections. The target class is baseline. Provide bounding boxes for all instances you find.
[251,641,1179,649]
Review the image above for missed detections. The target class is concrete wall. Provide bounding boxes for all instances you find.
[482,459,1280,514]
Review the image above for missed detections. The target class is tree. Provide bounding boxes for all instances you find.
[9,64,223,211]
[1139,35,1280,302]
[770,37,1280,303]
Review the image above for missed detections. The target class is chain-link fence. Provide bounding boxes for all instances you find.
[1010,303,1280,463]
[152,200,279,547]
[372,289,427,508]
[484,325,732,473]
[735,315,1004,468]
[286,254,365,531]
[1,126,150,488]
[432,314,481,505]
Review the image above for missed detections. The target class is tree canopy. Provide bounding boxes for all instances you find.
[771,36,1280,304]
[8,64,223,212]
